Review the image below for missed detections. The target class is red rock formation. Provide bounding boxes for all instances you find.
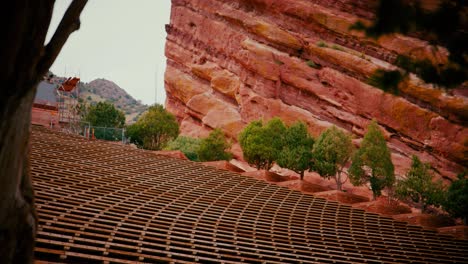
[164,0,467,181]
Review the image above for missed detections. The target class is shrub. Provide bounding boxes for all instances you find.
[444,172,468,225]
[165,136,201,161]
[239,118,286,170]
[367,69,404,95]
[277,122,314,180]
[395,156,445,212]
[126,104,179,150]
[198,129,232,162]
[306,60,320,69]
[331,44,344,51]
[311,126,354,191]
[316,41,328,47]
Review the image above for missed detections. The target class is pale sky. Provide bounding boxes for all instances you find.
[46,0,171,105]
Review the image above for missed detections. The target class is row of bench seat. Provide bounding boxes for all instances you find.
[31,126,468,263]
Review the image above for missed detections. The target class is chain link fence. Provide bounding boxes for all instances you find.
[81,125,127,143]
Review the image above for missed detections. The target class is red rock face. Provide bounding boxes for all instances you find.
[164,0,467,180]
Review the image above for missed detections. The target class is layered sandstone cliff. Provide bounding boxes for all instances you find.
[164,0,467,180]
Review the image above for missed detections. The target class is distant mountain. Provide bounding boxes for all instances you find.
[79,78,148,123]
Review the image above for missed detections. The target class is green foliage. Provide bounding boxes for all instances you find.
[197,129,232,162]
[350,0,467,88]
[311,126,354,191]
[126,104,179,150]
[277,122,314,180]
[239,118,287,170]
[84,101,125,128]
[367,69,404,95]
[331,44,344,51]
[165,136,201,161]
[395,156,444,212]
[274,59,284,65]
[87,96,92,100]
[316,41,328,47]
[306,60,320,69]
[349,120,395,199]
[349,21,367,32]
[444,172,468,224]
[396,55,465,89]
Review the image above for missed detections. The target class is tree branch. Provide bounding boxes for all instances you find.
[36,0,88,75]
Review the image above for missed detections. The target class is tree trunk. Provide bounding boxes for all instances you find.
[0,1,87,262]
[335,172,342,191]
[0,89,37,263]
[300,171,304,180]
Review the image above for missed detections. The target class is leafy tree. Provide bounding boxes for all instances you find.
[395,156,444,212]
[165,136,201,161]
[84,101,126,140]
[277,122,314,180]
[311,126,354,191]
[444,172,468,225]
[197,129,233,162]
[349,120,395,200]
[84,101,125,128]
[239,118,286,170]
[127,104,179,150]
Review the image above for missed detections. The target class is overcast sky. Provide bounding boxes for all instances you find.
[46,0,171,105]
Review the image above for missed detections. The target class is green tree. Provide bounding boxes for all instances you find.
[84,101,125,128]
[311,126,354,191]
[277,122,314,180]
[239,118,286,170]
[444,173,468,225]
[84,101,125,140]
[349,120,395,200]
[127,104,179,150]
[165,136,201,161]
[197,129,232,162]
[395,156,444,212]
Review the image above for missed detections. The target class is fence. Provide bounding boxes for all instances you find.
[82,125,127,143]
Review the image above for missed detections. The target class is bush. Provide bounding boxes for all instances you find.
[306,60,320,69]
[444,173,468,225]
[316,41,328,47]
[277,122,314,180]
[395,156,445,212]
[349,120,395,200]
[197,129,232,162]
[311,126,354,191]
[331,44,344,51]
[367,69,404,95]
[165,136,201,161]
[239,118,286,170]
[126,104,179,150]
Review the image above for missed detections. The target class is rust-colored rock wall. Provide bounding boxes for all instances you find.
[164,0,467,180]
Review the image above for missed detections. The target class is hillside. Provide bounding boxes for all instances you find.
[164,0,467,182]
[79,78,148,123]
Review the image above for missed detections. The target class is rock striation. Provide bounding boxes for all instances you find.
[164,0,467,180]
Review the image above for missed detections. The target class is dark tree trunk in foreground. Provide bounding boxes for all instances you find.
[0,1,87,263]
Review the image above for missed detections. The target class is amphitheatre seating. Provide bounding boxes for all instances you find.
[31,126,468,263]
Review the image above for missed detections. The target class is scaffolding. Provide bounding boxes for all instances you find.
[57,77,82,134]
